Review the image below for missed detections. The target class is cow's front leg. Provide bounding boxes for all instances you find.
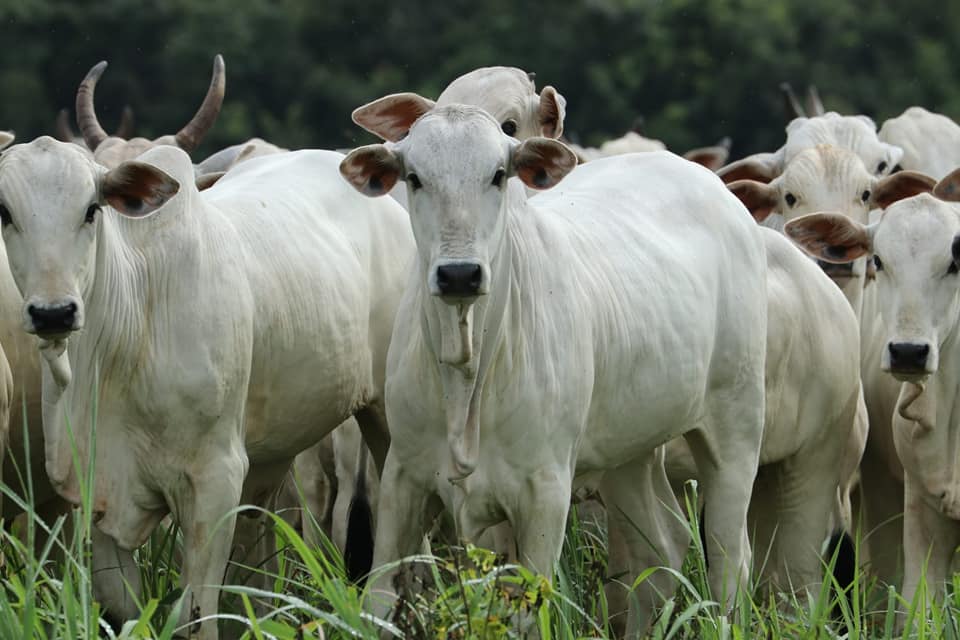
[901,471,959,622]
[170,452,247,640]
[514,467,571,580]
[366,452,439,627]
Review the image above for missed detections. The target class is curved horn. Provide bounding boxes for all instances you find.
[806,85,825,116]
[175,54,226,153]
[55,109,77,142]
[779,81,806,119]
[114,105,135,138]
[76,61,109,150]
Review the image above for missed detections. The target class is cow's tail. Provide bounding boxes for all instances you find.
[344,441,374,584]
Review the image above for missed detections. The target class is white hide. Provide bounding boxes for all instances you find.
[784,189,960,612]
[344,104,768,637]
[0,139,413,639]
[880,107,960,180]
[666,228,863,592]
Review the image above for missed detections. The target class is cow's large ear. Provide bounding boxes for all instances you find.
[870,170,935,209]
[728,180,779,223]
[352,93,436,142]
[716,152,782,184]
[539,86,566,139]
[511,138,578,190]
[934,168,960,202]
[102,161,180,218]
[784,212,873,263]
[684,144,730,171]
[340,144,402,197]
[0,131,14,150]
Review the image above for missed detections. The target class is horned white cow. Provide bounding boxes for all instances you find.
[879,107,960,180]
[784,170,960,614]
[341,96,768,635]
[719,112,903,183]
[0,138,413,639]
[665,227,863,593]
[569,129,731,170]
[726,144,937,583]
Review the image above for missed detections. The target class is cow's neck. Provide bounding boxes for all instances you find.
[425,196,521,482]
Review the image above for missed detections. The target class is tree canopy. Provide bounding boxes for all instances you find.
[1,1,957,159]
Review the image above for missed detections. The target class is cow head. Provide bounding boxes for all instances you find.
[75,55,225,169]
[342,95,576,359]
[0,137,179,339]
[729,145,933,284]
[784,173,960,382]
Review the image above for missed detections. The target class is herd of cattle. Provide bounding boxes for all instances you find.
[0,55,958,638]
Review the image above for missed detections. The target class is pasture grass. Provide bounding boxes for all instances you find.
[0,423,957,639]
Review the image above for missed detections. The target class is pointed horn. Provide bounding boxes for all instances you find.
[76,61,109,150]
[527,71,536,81]
[175,54,225,153]
[779,82,806,119]
[806,85,825,116]
[114,105,135,139]
[55,109,77,142]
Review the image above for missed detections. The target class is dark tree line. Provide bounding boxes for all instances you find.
[1,0,958,160]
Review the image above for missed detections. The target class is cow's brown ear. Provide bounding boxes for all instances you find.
[539,86,566,138]
[717,152,781,184]
[728,180,778,223]
[102,161,180,217]
[352,93,435,142]
[684,145,729,171]
[934,168,960,203]
[512,138,577,190]
[340,144,401,197]
[784,212,872,263]
[871,170,935,209]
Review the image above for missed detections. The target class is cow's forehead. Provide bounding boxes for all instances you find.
[403,106,508,176]
[0,137,98,201]
[876,195,960,259]
[785,114,885,165]
[437,67,534,113]
[782,145,871,191]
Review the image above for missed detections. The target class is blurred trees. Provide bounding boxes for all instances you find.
[0,0,957,159]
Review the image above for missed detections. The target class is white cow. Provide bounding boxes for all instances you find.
[341,96,768,635]
[665,227,863,593]
[879,107,960,180]
[726,144,936,583]
[0,138,413,639]
[783,171,960,614]
[569,130,731,170]
[718,112,904,183]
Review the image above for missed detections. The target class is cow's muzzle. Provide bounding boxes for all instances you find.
[887,341,933,380]
[434,262,485,300]
[27,301,80,338]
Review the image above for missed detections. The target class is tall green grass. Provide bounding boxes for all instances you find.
[1,411,958,639]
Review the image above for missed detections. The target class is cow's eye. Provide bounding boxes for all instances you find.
[861,190,871,203]
[873,255,884,271]
[949,261,959,276]
[85,203,100,224]
[492,168,506,188]
[501,120,518,137]
[407,173,422,191]
[877,161,888,174]
[0,204,9,227]
[891,163,903,173]
[784,193,797,207]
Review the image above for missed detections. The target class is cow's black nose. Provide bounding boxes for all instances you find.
[436,263,483,298]
[888,342,930,372]
[29,303,78,335]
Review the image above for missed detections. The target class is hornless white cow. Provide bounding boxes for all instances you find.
[726,144,937,584]
[0,138,413,639]
[341,97,768,635]
[665,227,863,594]
[718,112,903,184]
[879,107,960,180]
[784,170,960,614]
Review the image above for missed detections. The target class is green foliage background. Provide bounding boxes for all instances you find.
[1,0,958,159]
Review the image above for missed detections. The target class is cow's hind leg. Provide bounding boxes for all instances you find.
[600,449,689,638]
[686,383,764,611]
